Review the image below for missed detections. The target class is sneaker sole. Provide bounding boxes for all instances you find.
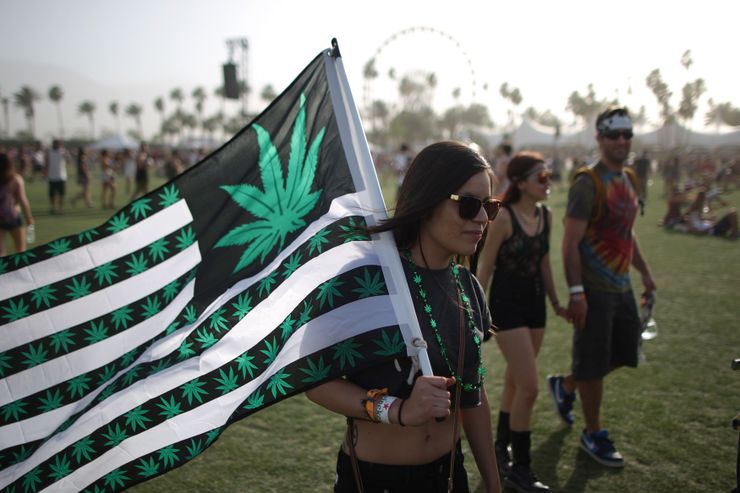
[579,441,625,468]
[547,378,574,426]
[503,476,551,493]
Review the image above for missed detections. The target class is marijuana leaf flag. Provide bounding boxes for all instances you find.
[0,42,427,492]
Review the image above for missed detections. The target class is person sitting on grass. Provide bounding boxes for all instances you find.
[659,185,689,231]
[684,188,738,239]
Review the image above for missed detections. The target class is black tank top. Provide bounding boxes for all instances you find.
[494,204,550,278]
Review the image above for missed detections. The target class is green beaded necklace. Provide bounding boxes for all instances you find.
[403,250,485,392]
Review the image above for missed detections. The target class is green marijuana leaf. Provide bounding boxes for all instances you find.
[46,238,72,256]
[214,94,325,273]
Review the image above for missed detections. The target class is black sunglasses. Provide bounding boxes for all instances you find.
[523,168,552,184]
[602,130,634,140]
[449,194,501,221]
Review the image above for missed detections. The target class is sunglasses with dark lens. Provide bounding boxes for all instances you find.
[524,168,551,184]
[602,130,634,140]
[449,194,501,221]
[534,170,551,184]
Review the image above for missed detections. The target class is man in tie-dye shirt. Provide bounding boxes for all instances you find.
[547,106,656,469]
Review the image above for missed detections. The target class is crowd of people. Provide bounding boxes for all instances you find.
[0,141,212,255]
[659,156,739,239]
[308,106,665,493]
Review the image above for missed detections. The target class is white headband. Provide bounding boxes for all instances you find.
[598,113,632,133]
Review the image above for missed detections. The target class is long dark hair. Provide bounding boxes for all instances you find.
[0,153,15,185]
[502,151,545,205]
[369,141,492,250]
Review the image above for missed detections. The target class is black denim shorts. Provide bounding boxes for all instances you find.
[572,288,641,380]
[333,440,469,493]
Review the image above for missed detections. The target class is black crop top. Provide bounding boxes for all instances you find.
[346,257,492,408]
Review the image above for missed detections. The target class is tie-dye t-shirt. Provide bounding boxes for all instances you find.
[566,161,639,293]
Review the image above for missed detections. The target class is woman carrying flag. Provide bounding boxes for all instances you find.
[307,141,501,492]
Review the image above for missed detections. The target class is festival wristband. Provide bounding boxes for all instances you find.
[375,395,399,424]
[364,388,388,422]
[568,285,584,294]
[570,292,586,302]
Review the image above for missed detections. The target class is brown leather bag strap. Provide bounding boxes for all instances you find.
[345,417,364,493]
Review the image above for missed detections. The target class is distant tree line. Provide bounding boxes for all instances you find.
[2,49,739,148]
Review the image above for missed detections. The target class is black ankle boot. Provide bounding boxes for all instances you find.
[504,463,550,492]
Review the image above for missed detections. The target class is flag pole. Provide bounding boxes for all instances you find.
[323,38,433,376]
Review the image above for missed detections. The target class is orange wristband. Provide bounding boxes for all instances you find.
[364,388,388,422]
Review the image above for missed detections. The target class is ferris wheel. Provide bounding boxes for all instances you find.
[361,26,479,114]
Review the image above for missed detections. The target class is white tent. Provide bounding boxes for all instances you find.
[638,122,740,150]
[88,134,140,150]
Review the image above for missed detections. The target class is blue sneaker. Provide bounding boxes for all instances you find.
[580,429,624,468]
[547,375,576,426]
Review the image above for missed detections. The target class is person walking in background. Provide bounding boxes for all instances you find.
[44,139,69,214]
[390,143,411,198]
[493,143,513,198]
[122,148,136,195]
[71,147,92,208]
[0,152,34,256]
[131,142,152,201]
[164,149,184,180]
[476,152,569,492]
[634,150,650,203]
[307,141,501,493]
[548,106,656,468]
[99,149,116,209]
[30,143,45,182]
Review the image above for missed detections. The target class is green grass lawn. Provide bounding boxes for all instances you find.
[8,173,740,492]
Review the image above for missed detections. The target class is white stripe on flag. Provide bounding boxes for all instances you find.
[37,295,399,492]
[0,278,197,406]
[0,282,195,448]
[0,241,379,478]
[0,199,192,300]
[0,243,201,352]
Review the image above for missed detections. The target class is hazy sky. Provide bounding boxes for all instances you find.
[1,0,738,140]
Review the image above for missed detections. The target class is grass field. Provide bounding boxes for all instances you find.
[7,172,740,492]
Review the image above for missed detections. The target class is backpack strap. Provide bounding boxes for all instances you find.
[573,165,644,221]
[573,165,605,222]
[624,167,645,216]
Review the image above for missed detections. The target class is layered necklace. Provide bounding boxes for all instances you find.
[403,250,485,391]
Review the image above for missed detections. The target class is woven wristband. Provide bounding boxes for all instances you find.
[365,388,388,422]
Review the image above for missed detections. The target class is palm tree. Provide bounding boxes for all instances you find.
[169,88,184,113]
[191,87,206,138]
[13,86,41,138]
[153,97,166,142]
[109,101,120,133]
[78,100,97,139]
[48,85,65,137]
[125,103,143,139]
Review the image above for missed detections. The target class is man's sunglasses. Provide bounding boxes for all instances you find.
[449,194,501,221]
[601,130,634,140]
